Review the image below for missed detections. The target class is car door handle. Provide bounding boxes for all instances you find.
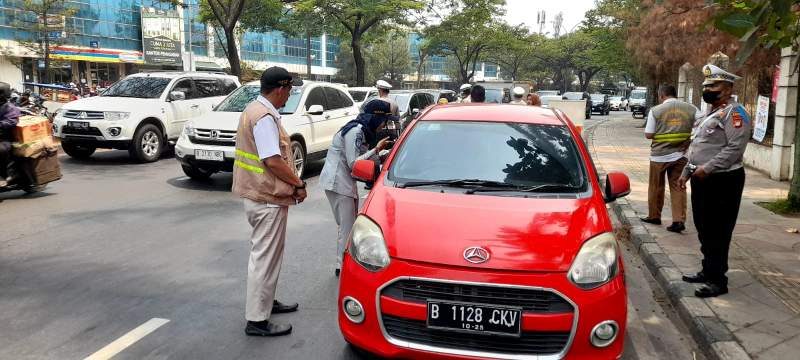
[190,104,200,109]
[325,115,331,119]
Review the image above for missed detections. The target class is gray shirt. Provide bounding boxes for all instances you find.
[683,102,752,177]
[319,124,380,199]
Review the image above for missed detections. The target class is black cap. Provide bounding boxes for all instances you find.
[364,99,400,121]
[260,67,301,90]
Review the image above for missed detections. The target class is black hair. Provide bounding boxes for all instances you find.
[471,85,486,103]
[659,84,677,98]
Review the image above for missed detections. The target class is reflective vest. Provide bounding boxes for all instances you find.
[650,99,696,157]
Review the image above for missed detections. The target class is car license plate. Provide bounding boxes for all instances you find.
[68,121,89,129]
[427,301,522,337]
[195,149,224,161]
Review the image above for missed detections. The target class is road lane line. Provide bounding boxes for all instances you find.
[84,318,169,360]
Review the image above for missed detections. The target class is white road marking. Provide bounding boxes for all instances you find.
[84,318,169,360]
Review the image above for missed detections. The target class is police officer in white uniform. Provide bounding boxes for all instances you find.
[678,64,752,298]
[510,87,527,105]
[361,80,399,117]
[457,84,472,103]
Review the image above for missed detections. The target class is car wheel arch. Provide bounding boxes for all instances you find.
[137,117,167,140]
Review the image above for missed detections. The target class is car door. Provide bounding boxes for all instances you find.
[167,78,198,138]
[320,86,355,150]
[302,86,328,153]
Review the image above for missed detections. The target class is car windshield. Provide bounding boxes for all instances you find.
[389,93,412,112]
[389,121,586,192]
[630,91,646,100]
[590,94,605,101]
[348,90,368,102]
[102,77,171,99]
[215,85,302,114]
[485,89,503,103]
[563,92,583,100]
[538,91,559,97]
[610,96,623,101]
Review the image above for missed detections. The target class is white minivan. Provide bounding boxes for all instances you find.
[175,81,359,180]
[53,72,240,162]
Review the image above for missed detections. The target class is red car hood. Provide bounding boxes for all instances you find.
[365,187,608,272]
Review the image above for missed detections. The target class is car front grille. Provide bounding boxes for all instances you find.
[381,279,574,314]
[382,315,570,355]
[63,110,105,120]
[61,126,103,137]
[194,128,236,143]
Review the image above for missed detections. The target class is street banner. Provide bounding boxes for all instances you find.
[753,95,769,142]
[140,8,183,66]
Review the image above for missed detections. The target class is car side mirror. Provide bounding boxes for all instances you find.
[352,159,378,184]
[307,104,324,115]
[604,171,631,202]
[169,91,185,101]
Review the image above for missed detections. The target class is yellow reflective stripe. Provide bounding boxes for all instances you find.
[653,139,690,143]
[653,133,691,140]
[235,149,260,161]
[234,160,264,174]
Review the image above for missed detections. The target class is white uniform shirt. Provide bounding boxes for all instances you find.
[644,98,703,162]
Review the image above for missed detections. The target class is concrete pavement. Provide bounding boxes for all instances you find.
[585,112,800,360]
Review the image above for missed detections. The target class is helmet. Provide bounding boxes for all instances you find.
[0,82,11,101]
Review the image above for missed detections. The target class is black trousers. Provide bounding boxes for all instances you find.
[690,167,745,287]
[0,140,11,179]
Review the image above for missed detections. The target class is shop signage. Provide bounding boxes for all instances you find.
[50,46,144,64]
[752,95,770,142]
[140,8,183,66]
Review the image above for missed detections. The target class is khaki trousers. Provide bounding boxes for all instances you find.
[325,190,358,269]
[647,158,688,222]
[243,199,288,322]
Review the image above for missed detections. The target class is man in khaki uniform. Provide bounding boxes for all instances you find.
[510,87,527,105]
[679,64,752,298]
[233,67,307,336]
[641,85,700,233]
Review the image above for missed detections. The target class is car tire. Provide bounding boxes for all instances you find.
[129,124,163,163]
[290,140,306,179]
[61,142,96,159]
[182,165,213,181]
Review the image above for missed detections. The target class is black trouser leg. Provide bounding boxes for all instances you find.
[691,176,710,275]
[0,141,11,179]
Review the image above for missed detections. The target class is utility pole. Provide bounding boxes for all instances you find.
[536,11,546,35]
[552,12,563,38]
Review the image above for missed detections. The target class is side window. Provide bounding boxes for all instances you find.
[337,89,354,107]
[424,94,435,107]
[194,78,220,98]
[219,79,238,95]
[322,87,348,110]
[408,94,420,111]
[304,87,328,111]
[171,79,196,99]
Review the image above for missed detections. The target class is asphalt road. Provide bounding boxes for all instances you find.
[0,110,703,360]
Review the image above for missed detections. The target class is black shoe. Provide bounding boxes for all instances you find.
[695,283,728,298]
[272,300,299,314]
[640,217,662,225]
[335,268,340,277]
[682,272,707,283]
[245,320,292,337]
[666,222,685,233]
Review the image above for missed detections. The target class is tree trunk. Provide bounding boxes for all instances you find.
[416,54,424,88]
[305,29,312,78]
[224,27,241,79]
[42,31,51,84]
[351,35,366,86]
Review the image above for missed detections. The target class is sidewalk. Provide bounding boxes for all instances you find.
[586,118,800,360]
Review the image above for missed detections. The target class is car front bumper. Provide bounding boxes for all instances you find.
[175,135,236,172]
[338,255,626,360]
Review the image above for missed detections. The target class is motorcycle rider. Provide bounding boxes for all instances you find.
[0,81,21,187]
[17,90,32,108]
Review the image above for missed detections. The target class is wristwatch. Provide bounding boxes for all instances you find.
[295,181,307,190]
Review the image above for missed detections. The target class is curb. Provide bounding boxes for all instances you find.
[609,198,751,360]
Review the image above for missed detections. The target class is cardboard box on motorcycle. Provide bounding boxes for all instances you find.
[13,115,52,144]
[11,116,61,186]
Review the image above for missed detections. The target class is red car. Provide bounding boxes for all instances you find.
[338,104,631,360]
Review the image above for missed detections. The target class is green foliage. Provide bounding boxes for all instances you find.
[711,0,799,66]
[13,0,76,82]
[368,31,412,85]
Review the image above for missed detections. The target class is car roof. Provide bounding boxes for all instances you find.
[420,104,567,126]
[129,71,236,79]
[348,87,376,91]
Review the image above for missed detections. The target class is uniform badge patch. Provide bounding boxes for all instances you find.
[732,106,750,128]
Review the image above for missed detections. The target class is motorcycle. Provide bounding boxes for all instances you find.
[0,156,47,194]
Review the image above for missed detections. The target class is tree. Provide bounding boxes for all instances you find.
[299,0,425,86]
[273,6,328,78]
[14,0,76,83]
[711,0,800,209]
[483,23,533,81]
[368,31,412,85]
[413,37,431,88]
[424,0,505,84]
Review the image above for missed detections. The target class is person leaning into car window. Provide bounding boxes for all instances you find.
[319,100,395,276]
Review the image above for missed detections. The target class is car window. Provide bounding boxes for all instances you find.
[590,94,605,102]
[171,79,197,99]
[305,87,328,111]
[389,121,586,191]
[334,88,354,107]
[102,76,170,99]
[215,85,302,114]
[194,78,220,98]
[408,94,420,112]
[348,90,367,102]
[390,93,412,112]
[485,89,504,103]
[563,92,583,100]
[219,79,238,95]
[424,94,435,107]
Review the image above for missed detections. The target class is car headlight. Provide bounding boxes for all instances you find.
[183,122,196,137]
[568,233,619,290]
[104,111,130,121]
[348,215,390,272]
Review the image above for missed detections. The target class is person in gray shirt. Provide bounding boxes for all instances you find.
[320,100,394,276]
[678,64,752,298]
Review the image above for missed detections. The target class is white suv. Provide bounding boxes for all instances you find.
[175,81,359,180]
[53,72,240,162]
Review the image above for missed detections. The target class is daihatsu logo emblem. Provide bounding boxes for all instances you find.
[463,247,490,264]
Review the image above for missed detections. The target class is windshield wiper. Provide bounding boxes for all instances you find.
[397,179,512,189]
[464,183,582,194]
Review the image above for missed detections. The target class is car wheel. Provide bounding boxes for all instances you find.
[61,142,96,159]
[182,165,213,181]
[130,124,163,163]
[290,140,306,179]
